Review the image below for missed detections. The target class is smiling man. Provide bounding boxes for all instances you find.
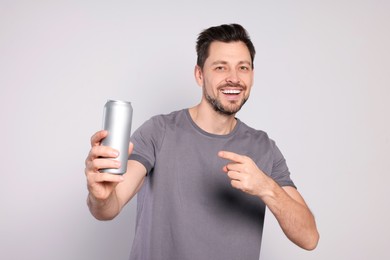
[85,24,319,260]
[198,41,251,115]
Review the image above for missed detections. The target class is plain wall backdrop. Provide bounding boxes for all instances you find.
[1,0,389,259]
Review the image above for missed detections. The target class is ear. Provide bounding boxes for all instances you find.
[194,65,203,87]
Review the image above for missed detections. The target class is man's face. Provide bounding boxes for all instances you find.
[195,41,254,116]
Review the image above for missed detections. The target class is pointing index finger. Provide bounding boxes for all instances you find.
[218,151,245,163]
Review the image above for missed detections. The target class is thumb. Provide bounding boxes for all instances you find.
[222,165,229,173]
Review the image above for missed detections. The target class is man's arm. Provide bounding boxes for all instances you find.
[218,151,319,250]
[260,182,319,250]
[85,130,147,220]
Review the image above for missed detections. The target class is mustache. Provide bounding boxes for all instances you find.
[218,82,246,89]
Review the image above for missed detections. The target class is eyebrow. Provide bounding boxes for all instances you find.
[211,60,252,66]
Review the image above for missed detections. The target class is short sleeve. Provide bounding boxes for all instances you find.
[129,116,166,174]
[270,141,296,189]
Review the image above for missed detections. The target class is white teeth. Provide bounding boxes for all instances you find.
[222,89,241,94]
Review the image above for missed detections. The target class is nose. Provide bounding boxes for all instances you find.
[225,70,240,84]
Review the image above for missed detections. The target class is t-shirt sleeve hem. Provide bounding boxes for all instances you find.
[128,154,153,174]
[277,181,297,189]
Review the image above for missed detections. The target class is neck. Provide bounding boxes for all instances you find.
[188,103,237,135]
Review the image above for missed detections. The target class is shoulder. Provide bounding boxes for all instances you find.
[237,120,273,144]
[235,120,282,159]
[133,109,186,139]
[149,109,185,125]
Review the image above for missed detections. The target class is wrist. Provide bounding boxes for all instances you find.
[87,192,112,209]
[256,176,279,201]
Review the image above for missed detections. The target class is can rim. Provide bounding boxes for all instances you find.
[107,99,131,105]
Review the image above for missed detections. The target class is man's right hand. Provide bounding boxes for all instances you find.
[84,130,132,201]
[84,130,145,220]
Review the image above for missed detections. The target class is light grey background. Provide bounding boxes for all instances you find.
[1,0,389,259]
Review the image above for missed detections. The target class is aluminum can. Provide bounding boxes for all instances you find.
[100,100,133,174]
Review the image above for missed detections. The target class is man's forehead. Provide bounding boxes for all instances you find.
[205,44,251,67]
[208,41,251,58]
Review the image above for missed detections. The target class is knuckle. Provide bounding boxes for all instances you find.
[85,174,97,189]
[90,146,105,158]
[85,151,95,165]
[85,159,102,176]
[241,183,250,193]
[90,132,99,145]
[85,159,94,171]
[91,159,102,171]
[90,145,99,154]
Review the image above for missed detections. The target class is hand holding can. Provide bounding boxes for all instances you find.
[100,100,133,174]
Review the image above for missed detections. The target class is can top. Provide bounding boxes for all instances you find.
[107,99,132,105]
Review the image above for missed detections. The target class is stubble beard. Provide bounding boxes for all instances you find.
[203,85,248,116]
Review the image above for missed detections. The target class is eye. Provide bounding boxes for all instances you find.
[215,66,226,71]
[239,66,250,71]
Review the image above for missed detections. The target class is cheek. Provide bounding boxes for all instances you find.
[244,76,254,90]
[203,77,219,89]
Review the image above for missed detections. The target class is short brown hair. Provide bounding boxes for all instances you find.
[196,24,256,69]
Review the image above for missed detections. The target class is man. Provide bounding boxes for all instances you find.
[85,24,319,260]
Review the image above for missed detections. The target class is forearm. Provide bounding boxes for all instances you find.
[260,179,319,250]
[87,190,121,221]
[218,151,319,249]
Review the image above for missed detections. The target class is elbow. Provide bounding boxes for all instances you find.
[87,196,120,221]
[93,213,118,221]
[88,205,120,221]
[301,230,320,251]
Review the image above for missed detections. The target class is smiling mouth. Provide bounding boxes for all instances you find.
[221,88,243,96]
[219,82,245,95]
[221,89,242,95]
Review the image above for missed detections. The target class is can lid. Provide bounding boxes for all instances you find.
[107,99,131,105]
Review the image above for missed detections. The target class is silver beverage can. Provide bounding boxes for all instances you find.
[100,100,133,174]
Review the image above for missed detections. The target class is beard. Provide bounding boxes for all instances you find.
[203,83,248,116]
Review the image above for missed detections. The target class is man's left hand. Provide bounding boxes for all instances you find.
[218,150,272,197]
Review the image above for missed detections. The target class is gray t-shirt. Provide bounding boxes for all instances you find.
[128,109,295,260]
